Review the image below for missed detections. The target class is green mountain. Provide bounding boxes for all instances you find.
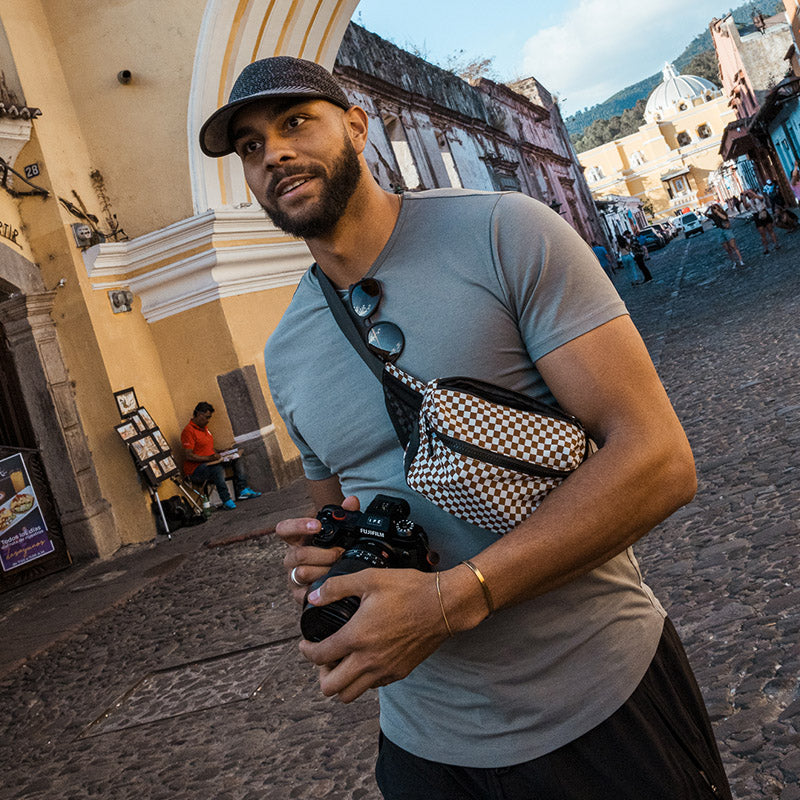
[564,0,785,137]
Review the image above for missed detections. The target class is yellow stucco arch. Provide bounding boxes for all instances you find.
[188,0,360,213]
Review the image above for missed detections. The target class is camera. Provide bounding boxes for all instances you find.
[299,494,437,642]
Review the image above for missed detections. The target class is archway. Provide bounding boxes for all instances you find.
[188,0,360,213]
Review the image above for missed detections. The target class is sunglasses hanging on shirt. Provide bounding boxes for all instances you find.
[348,278,405,363]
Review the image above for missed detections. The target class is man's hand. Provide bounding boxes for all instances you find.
[275,495,358,604]
[299,566,450,703]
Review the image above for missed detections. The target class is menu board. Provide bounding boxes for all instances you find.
[0,453,55,572]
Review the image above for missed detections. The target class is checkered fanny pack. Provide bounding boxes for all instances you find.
[385,364,587,534]
[315,266,589,535]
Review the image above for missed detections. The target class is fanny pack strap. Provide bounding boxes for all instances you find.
[313,264,385,381]
[313,264,422,448]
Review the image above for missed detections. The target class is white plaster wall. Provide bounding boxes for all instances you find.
[447,132,494,191]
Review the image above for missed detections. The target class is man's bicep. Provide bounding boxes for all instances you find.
[535,315,684,447]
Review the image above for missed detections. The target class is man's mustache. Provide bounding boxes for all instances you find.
[266,164,325,199]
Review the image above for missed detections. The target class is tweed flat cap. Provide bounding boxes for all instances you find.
[199,57,351,157]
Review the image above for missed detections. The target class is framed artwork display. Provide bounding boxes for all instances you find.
[152,430,170,452]
[115,420,139,441]
[158,455,179,478]
[129,413,147,432]
[129,434,160,464]
[137,407,156,429]
[113,387,139,418]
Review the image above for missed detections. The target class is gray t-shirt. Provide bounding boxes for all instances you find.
[265,189,666,767]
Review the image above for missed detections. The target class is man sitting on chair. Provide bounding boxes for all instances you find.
[181,401,261,509]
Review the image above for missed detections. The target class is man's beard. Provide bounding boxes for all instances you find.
[261,137,362,239]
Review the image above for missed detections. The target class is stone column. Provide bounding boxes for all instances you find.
[0,292,119,559]
[217,364,302,492]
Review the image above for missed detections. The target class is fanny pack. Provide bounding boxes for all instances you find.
[315,266,589,535]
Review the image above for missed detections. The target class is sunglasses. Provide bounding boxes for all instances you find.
[348,278,404,362]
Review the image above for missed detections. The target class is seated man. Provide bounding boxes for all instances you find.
[181,401,261,509]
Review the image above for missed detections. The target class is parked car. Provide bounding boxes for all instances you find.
[679,211,704,238]
[638,228,666,250]
[653,220,678,241]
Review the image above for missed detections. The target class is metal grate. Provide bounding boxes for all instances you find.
[81,638,296,738]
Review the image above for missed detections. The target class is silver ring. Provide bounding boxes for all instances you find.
[289,567,305,588]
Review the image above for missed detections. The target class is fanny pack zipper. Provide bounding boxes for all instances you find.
[431,429,573,479]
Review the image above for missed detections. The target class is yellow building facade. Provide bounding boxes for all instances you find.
[578,65,737,219]
[0,0,367,580]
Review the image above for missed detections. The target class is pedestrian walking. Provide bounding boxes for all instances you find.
[617,237,639,285]
[199,56,731,800]
[627,230,653,284]
[590,240,614,280]
[790,161,800,206]
[706,203,744,267]
[743,189,780,254]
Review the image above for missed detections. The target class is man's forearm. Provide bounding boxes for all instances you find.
[440,422,695,633]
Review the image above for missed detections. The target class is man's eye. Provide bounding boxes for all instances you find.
[237,140,260,156]
[287,116,306,129]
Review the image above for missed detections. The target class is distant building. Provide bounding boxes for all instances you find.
[713,9,800,201]
[578,64,736,219]
[334,23,605,245]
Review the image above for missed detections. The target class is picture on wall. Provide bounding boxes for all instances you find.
[129,435,160,463]
[152,430,170,452]
[158,455,179,478]
[115,420,139,441]
[137,407,156,429]
[113,387,139,418]
[130,413,147,432]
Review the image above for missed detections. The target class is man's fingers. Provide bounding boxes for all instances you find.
[274,516,321,545]
[341,495,360,511]
[283,544,343,571]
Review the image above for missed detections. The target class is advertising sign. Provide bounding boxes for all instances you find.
[0,453,55,572]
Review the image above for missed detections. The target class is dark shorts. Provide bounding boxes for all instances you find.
[753,211,772,228]
[375,618,731,800]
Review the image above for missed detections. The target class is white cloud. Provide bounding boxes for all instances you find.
[521,0,728,114]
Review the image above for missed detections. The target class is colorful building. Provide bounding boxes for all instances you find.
[578,64,737,219]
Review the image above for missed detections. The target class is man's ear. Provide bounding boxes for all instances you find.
[343,105,369,154]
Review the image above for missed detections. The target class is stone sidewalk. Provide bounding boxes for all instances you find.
[0,214,799,799]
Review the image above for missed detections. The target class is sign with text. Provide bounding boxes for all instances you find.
[0,453,55,572]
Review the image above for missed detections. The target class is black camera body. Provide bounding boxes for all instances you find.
[299,494,436,642]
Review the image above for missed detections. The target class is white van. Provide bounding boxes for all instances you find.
[679,211,704,238]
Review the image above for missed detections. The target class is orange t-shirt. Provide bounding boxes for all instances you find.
[181,420,214,476]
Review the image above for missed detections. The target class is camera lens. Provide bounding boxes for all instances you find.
[300,544,392,642]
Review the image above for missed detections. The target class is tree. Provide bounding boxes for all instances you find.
[441,49,498,83]
[570,98,647,153]
[683,50,720,86]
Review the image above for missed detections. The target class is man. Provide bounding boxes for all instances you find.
[628,230,654,284]
[590,240,614,279]
[200,57,731,798]
[181,401,261,509]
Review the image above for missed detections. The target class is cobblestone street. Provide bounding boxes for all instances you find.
[0,213,798,800]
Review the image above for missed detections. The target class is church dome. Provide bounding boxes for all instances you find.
[644,63,720,123]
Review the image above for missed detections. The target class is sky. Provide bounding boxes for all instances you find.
[352,0,744,115]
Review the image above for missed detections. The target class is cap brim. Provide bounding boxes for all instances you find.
[199,89,348,157]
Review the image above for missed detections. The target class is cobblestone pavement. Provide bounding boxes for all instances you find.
[0,214,798,800]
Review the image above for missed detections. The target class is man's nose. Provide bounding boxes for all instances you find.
[263,135,296,169]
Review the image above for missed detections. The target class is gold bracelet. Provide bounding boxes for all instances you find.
[435,571,454,638]
[461,560,495,616]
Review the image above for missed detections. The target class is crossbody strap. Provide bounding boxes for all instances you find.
[313,264,385,380]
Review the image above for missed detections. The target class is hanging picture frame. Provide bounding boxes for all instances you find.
[129,434,160,464]
[113,387,139,418]
[152,429,170,452]
[137,407,156,430]
[115,420,139,441]
[158,455,179,478]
